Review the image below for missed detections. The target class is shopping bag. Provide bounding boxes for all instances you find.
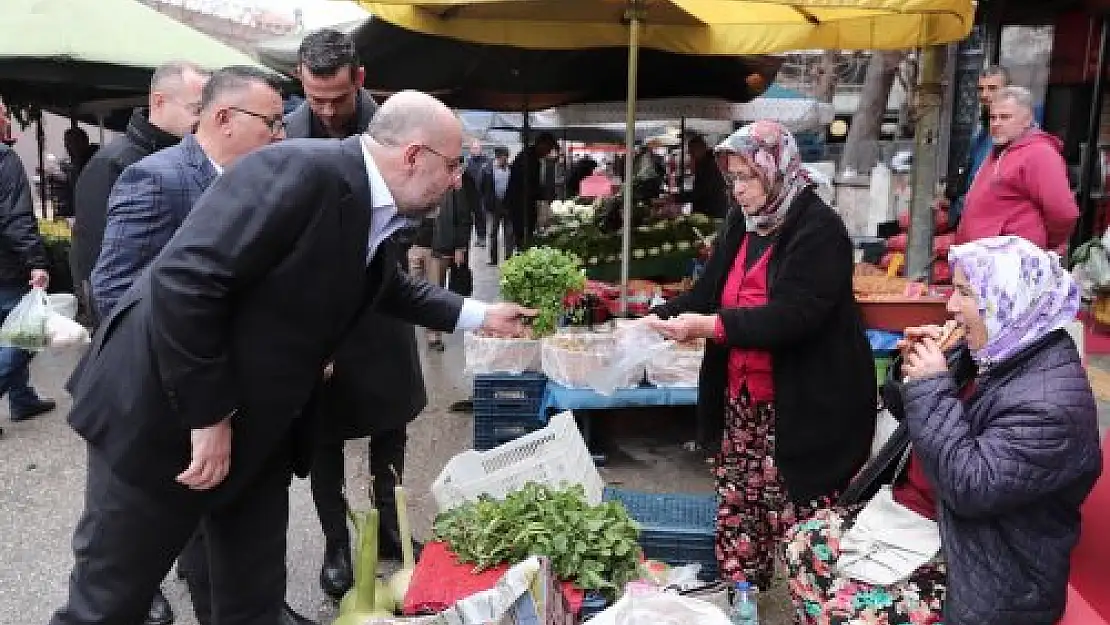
[0,288,51,350]
[447,262,474,297]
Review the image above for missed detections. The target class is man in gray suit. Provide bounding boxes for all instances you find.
[48,90,533,625]
[284,28,425,598]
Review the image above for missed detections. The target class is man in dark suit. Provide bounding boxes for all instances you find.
[72,62,210,331]
[677,135,728,218]
[283,28,422,599]
[90,66,315,625]
[48,90,533,625]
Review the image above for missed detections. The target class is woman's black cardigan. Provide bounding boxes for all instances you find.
[652,189,877,504]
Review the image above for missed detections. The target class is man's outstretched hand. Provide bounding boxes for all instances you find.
[480,303,537,338]
[177,416,232,491]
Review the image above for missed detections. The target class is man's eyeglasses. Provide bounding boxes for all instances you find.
[228,106,286,135]
[417,144,465,174]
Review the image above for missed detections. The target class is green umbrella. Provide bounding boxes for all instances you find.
[0,0,283,110]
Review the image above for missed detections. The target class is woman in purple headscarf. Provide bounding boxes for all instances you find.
[784,236,1102,625]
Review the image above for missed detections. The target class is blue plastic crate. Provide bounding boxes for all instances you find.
[579,592,609,621]
[474,372,547,403]
[604,487,718,579]
[473,411,546,451]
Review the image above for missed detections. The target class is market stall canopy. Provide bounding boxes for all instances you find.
[351,17,782,111]
[1,0,284,110]
[357,0,975,54]
[256,20,364,76]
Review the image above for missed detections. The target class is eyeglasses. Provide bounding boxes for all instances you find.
[228,106,286,135]
[724,170,760,186]
[417,144,465,175]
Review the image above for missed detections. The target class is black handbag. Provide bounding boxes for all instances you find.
[447,262,473,296]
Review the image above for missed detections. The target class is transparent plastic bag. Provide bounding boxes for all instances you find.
[541,332,623,389]
[588,589,731,625]
[45,311,90,348]
[463,332,541,375]
[0,288,51,350]
[645,340,704,388]
[592,324,669,396]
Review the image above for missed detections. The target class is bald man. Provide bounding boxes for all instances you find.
[49,90,534,625]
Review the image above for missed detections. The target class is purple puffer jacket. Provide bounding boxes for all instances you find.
[903,330,1102,625]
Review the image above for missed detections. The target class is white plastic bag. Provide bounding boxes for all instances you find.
[45,311,90,348]
[592,324,669,395]
[0,288,51,350]
[587,589,732,625]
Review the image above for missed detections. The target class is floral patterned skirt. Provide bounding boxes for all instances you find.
[714,392,834,589]
[783,506,947,625]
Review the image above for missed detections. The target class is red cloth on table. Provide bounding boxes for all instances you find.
[716,235,775,402]
[403,540,585,616]
[893,381,978,520]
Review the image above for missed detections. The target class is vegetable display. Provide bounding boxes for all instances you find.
[499,247,586,338]
[432,483,641,596]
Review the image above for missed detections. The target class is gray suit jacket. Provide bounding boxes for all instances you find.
[67,137,461,501]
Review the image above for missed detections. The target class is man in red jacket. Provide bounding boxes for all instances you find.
[956,86,1078,253]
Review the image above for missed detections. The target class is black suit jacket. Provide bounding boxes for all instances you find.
[285,89,426,438]
[66,137,462,501]
[652,189,876,505]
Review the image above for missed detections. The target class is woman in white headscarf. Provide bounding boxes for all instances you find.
[647,121,877,587]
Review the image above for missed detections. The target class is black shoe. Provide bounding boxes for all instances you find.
[319,542,353,600]
[144,589,174,625]
[448,399,473,413]
[279,603,316,625]
[11,398,56,422]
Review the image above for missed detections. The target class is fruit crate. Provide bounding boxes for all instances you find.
[603,487,718,580]
[433,411,604,512]
[473,373,548,450]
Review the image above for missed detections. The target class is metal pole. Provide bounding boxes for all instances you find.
[1074,16,1110,248]
[677,116,686,194]
[906,45,946,280]
[618,0,643,315]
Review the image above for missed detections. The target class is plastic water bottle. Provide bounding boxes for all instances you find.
[730,581,759,625]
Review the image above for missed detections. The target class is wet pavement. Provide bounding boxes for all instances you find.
[1,242,1107,625]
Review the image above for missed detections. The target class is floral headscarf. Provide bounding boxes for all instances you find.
[714,120,817,234]
[948,236,1080,367]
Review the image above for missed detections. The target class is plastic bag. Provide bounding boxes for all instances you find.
[45,311,90,348]
[587,589,732,625]
[463,332,541,375]
[0,288,51,350]
[592,324,669,396]
[645,340,704,388]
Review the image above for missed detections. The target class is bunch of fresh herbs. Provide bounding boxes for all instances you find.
[499,247,587,337]
[432,483,641,595]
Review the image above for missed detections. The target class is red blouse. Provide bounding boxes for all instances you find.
[713,236,775,402]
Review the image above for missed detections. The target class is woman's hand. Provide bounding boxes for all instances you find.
[647,313,717,342]
[895,324,944,354]
[901,336,948,382]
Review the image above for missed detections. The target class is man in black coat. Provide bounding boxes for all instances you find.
[285,28,425,599]
[47,90,532,625]
[0,117,55,428]
[71,62,210,331]
[504,132,556,251]
[677,135,728,218]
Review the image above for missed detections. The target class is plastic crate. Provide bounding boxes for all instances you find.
[579,592,609,621]
[603,487,718,580]
[474,412,545,451]
[432,411,604,512]
[473,372,547,416]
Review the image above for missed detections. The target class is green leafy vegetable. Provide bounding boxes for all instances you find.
[432,483,641,597]
[499,247,587,337]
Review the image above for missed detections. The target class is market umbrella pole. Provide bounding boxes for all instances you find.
[618,1,643,316]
